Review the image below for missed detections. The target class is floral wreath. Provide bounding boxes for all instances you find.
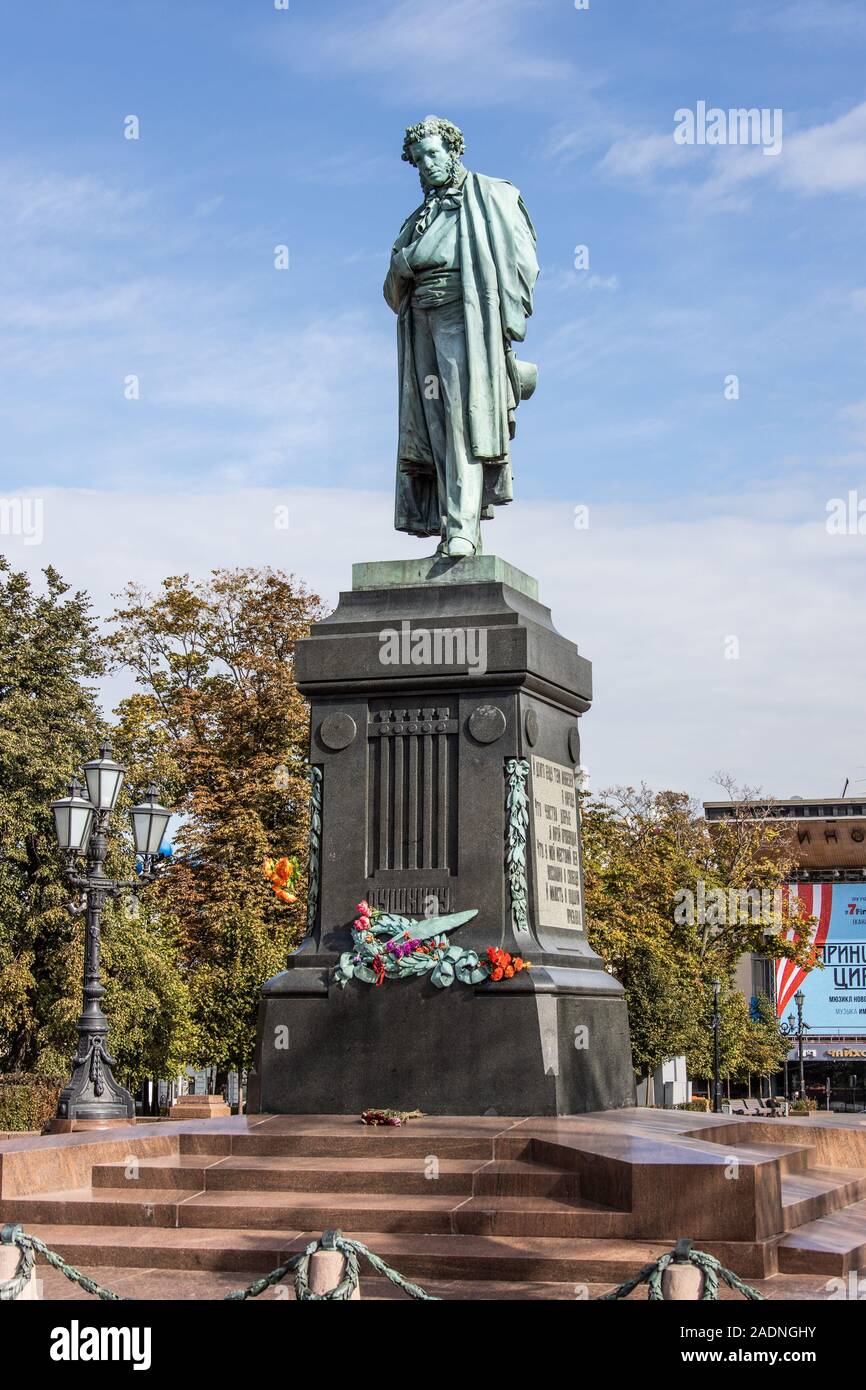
[335,900,530,991]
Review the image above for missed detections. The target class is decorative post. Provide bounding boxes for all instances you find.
[795,989,807,1100]
[50,745,172,1129]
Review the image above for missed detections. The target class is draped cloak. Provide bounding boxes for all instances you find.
[384,171,539,538]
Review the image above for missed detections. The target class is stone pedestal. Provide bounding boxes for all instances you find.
[248,555,635,1116]
[168,1094,231,1120]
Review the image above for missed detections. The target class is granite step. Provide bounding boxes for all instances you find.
[176,1190,628,1239]
[780,1167,866,1230]
[91,1154,591,1201]
[717,1139,814,1175]
[3,1185,627,1239]
[33,1262,836,1302]
[777,1196,866,1275]
[179,1130,500,1160]
[21,1223,681,1281]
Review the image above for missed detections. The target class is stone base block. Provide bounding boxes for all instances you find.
[167,1096,231,1121]
[249,974,635,1117]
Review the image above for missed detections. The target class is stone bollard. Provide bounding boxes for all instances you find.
[0,1226,39,1301]
[308,1231,361,1299]
[660,1238,704,1301]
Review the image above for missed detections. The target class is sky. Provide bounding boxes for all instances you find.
[1,0,866,801]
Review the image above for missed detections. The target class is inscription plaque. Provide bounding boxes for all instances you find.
[529,755,583,929]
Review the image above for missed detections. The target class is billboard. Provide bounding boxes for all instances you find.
[776,883,866,1035]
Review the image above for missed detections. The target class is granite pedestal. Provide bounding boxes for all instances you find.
[247,555,635,1116]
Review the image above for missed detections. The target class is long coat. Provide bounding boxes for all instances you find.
[384,170,539,538]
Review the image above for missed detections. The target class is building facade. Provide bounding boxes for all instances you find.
[705,796,866,1111]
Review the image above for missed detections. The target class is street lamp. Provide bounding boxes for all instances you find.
[49,742,172,1130]
[712,978,722,1114]
[780,990,810,1101]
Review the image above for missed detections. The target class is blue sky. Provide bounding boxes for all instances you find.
[2,0,866,799]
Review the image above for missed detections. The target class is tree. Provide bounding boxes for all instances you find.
[0,559,106,1071]
[109,567,323,1081]
[581,783,811,1086]
[0,557,193,1090]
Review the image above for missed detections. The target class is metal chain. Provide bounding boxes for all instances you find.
[1,1225,126,1300]
[598,1245,764,1301]
[3,1224,760,1304]
[2,1226,439,1302]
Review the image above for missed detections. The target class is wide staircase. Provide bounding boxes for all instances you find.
[4,1111,866,1296]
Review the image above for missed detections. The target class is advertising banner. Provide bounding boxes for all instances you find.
[776,883,866,1034]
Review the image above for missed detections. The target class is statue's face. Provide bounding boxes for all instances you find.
[410,135,452,188]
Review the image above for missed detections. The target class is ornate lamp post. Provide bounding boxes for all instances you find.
[779,990,809,1100]
[712,977,722,1114]
[50,742,172,1129]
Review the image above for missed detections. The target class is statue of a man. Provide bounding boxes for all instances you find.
[384,116,539,558]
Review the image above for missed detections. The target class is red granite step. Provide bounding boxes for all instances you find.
[716,1139,815,1175]
[181,1131,500,1160]
[176,1189,626,1238]
[91,1154,592,1201]
[777,1196,866,1275]
[4,1183,626,1239]
[780,1167,866,1230]
[33,1262,835,1302]
[23,1222,677,1281]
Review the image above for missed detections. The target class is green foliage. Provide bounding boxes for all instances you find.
[582,784,807,1085]
[0,559,105,1072]
[0,1072,63,1131]
[109,567,324,1074]
[0,557,193,1092]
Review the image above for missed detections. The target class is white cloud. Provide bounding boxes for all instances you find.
[0,165,149,236]
[599,101,866,202]
[2,484,864,803]
[599,131,688,182]
[267,0,576,106]
[775,102,866,195]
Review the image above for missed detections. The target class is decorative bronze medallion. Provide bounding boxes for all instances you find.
[319,712,357,751]
[468,704,506,744]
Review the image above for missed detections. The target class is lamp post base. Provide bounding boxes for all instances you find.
[48,1116,134,1133]
[53,1030,135,1130]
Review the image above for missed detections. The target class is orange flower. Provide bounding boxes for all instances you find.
[491,967,504,981]
[263,853,299,903]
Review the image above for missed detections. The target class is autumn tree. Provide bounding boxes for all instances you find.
[581,784,814,1089]
[109,567,323,1083]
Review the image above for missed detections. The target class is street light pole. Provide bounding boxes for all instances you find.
[795,989,806,1101]
[50,744,172,1130]
[712,978,722,1114]
[780,990,810,1103]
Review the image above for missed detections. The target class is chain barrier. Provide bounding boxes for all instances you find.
[597,1239,765,1301]
[1,1225,439,1302]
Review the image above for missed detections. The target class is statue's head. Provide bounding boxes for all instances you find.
[402,115,465,189]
